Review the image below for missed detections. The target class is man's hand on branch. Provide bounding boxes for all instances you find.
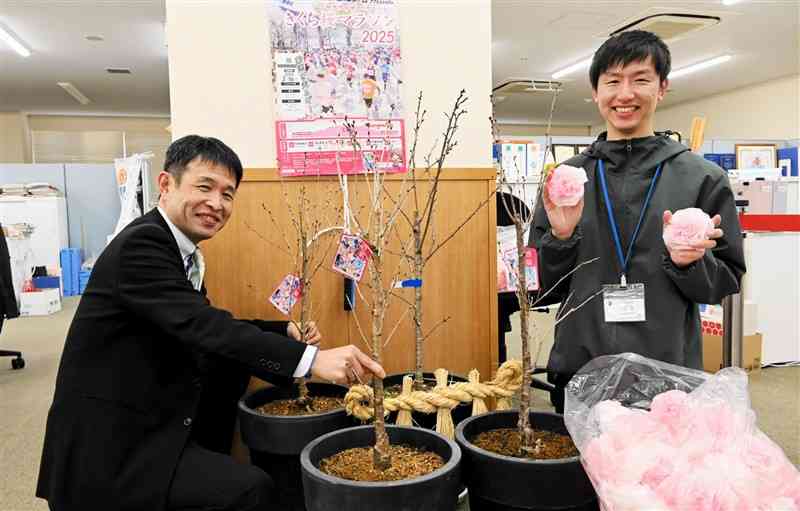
[542,172,584,240]
[287,321,322,346]
[311,345,385,385]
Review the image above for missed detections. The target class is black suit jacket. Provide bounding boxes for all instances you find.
[36,209,305,511]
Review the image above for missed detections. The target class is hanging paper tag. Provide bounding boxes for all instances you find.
[269,274,302,315]
[497,246,539,292]
[602,283,646,322]
[332,233,372,282]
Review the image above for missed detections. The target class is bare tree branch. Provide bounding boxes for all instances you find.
[554,289,604,326]
[344,290,372,352]
[243,220,293,257]
[425,185,497,262]
[421,315,451,343]
[532,257,600,308]
[382,306,412,349]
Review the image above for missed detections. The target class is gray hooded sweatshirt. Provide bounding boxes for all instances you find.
[530,132,746,376]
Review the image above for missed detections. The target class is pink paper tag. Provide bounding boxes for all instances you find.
[498,247,539,292]
[269,274,303,315]
[332,234,372,281]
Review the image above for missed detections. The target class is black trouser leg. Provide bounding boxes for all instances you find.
[548,372,575,415]
[167,442,274,511]
[498,330,508,365]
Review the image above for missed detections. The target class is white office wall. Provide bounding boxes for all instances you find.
[166,0,493,168]
[592,75,800,140]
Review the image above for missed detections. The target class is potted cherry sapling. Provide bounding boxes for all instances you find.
[238,180,355,510]
[455,94,601,511]
[382,90,497,430]
[299,116,462,511]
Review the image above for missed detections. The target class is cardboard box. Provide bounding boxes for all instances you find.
[702,332,763,373]
[19,288,62,316]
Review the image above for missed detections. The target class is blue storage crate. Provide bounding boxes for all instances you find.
[60,248,81,296]
[33,276,60,290]
[703,153,722,166]
[78,270,91,294]
[720,154,736,171]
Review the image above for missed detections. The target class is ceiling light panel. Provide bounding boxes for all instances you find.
[0,24,31,58]
[57,82,91,105]
[668,55,733,79]
[552,57,593,80]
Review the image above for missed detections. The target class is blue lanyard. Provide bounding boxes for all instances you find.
[596,159,662,285]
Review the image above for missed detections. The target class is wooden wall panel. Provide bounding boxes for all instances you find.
[201,168,498,377]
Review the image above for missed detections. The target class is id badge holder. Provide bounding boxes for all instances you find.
[602,275,646,323]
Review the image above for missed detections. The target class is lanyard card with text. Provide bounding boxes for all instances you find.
[602,283,646,322]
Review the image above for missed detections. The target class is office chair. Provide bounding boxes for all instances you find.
[0,224,24,370]
[0,348,25,369]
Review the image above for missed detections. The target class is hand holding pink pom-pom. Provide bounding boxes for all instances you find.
[547,164,588,207]
[662,208,723,268]
[663,208,715,250]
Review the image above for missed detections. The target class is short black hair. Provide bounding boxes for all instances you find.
[589,30,671,90]
[164,135,244,187]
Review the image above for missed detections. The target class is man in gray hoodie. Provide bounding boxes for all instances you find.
[531,30,746,413]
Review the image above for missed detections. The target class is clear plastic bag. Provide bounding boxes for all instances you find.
[564,353,800,511]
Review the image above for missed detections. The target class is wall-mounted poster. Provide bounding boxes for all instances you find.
[501,143,527,181]
[526,143,541,177]
[735,144,777,170]
[268,0,406,176]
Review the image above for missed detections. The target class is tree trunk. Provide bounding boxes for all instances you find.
[514,218,535,455]
[371,259,391,470]
[297,233,311,404]
[412,219,425,390]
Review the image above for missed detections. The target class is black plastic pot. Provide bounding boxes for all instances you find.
[383,371,471,429]
[300,425,462,510]
[455,410,598,511]
[238,382,357,511]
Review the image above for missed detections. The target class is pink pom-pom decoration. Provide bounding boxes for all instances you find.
[547,164,588,207]
[579,393,800,511]
[663,207,715,250]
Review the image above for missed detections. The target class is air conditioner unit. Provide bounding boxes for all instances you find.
[493,79,563,95]
[608,13,721,42]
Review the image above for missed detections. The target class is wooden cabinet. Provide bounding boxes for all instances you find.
[202,168,499,377]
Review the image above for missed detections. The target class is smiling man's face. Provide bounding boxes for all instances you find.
[592,56,668,141]
[158,157,236,244]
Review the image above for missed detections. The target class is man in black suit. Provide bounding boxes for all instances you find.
[36,135,385,511]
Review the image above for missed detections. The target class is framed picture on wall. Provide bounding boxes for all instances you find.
[735,144,777,170]
[553,144,577,163]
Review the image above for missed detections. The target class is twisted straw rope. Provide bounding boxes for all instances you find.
[344,360,523,427]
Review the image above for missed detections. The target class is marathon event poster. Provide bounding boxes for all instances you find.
[268,0,407,177]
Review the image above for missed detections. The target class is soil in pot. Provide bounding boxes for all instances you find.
[320,444,443,481]
[301,425,462,511]
[456,411,597,511]
[239,383,355,511]
[472,428,578,459]
[257,395,344,416]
